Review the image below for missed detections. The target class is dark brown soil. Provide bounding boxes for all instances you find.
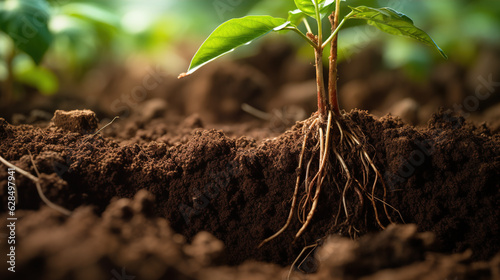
[0,44,499,280]
[2,192,498,280]
[0,106,499,279]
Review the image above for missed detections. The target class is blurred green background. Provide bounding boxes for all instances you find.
[1,0,499,104]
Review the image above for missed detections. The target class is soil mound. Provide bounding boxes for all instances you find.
[0,109,499,279]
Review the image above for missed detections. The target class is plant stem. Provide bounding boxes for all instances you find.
[315,1,323,44]
[314,0,327,116]
[327,0,342,116]
[322,11,352,49]
[302,18,312,34]
[315,47,327,116]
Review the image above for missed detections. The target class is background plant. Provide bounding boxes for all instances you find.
[0,0,120,102]
[1,0,498,109]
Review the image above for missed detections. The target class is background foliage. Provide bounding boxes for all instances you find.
[0,0,499,97]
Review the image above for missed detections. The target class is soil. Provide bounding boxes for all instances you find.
[0,43,499,280]
[0,106,499,280]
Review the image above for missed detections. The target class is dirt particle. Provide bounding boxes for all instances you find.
[182,113,204,128]
[0,118,8,138]
[51,109,98,134]
[184,231,225,266]
[131,189,156,216]
[136,98,168,121]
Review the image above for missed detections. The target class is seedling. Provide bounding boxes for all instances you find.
[180,0,445,247]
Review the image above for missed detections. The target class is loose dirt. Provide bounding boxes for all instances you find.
[0,107,498,279]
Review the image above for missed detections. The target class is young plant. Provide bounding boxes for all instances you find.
[180,0,445,247]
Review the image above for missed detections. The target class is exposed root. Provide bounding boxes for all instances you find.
[0,154,72,216]
[295,111,332,240]
[259,110,403,249]
[258,118,318,248]
[344,121,404,226]
[287,242,319,279]
[298,155,316,224]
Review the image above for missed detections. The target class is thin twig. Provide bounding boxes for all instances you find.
[93,116,119,136]
[0,155,72,216]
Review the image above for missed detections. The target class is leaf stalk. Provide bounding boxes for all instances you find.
[284,27,319,49]
[322,11,353,49]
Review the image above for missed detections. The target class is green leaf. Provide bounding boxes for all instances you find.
[14,54,58,95]
[184,16,288,76]
[294,0,320,18]
[60,3,120,30]
[319,0,337,18]
[348,6,447,59]
[294,0,336,19]
[288,9,305,26]
[0,0,53,64]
